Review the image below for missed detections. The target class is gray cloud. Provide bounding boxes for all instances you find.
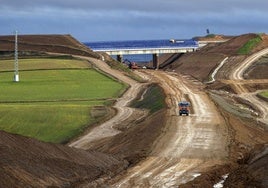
[2,0,268,12]
[1,0,268,41]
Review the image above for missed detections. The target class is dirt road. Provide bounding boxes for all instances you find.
[69,57,148,149]
[229,48,268,125]
[111,71,229,187]
[231,48,268,80]
[69,49,268,187]
[67,56,229,187]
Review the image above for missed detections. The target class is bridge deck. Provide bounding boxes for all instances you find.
[98,47,198,55]
[85,39,199,55]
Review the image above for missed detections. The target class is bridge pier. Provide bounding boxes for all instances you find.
[153,53,159,69]
[117,55,123,62]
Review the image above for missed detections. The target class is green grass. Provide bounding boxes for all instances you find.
[0,58,91,71]
[130,84,166,113]
[0,103,97,143]
[260,91,268,98]
[0,70,125,102]
[0,58,127,143]
[238,35,262,55]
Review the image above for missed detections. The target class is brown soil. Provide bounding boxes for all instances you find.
[0,130,128,188]
[244,54,268,80]
[224,144,268,188]
[0,34,99,59]
[165,52,226,81]
[194,34,233,42]
[0,34,268,187]
[86,109,168,166]
[160,33,268,82]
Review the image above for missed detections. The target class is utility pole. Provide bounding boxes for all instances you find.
[14,30,19,82]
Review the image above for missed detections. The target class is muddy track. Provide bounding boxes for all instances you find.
[69,48,268,187]
[69,57,148,149]
[66,56,229,187]
[228,48,268,125]
[110,71,229,187]
[231,48,268,80]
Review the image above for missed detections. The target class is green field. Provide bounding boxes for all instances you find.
[0,58,127,143]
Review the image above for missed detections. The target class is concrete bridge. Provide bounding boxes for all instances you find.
[96,47,197,69]
[86,39,199,69]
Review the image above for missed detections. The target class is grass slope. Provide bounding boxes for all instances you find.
[238,35,262,54]
[0,70,124,101]
[130,84,166,113]
[260,91,268,98]
[0,58,126,143]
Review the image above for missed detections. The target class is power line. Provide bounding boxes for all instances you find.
[14,30,19,82]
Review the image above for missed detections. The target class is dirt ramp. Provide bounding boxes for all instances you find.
[0,130,128,187]
[165,52,225,82]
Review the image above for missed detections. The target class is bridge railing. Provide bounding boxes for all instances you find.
[93,46,198,51]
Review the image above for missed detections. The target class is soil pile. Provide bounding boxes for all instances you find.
[0,130,128,187]
[224,144,268,188]
[179,144,268,188]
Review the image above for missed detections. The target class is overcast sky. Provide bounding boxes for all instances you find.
[1,0,268,42]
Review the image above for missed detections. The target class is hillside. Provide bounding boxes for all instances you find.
[0,130,128,187]
[0,34,127,187]
[161,33,268,82]
[0,34,100,59]
[0,33,267,187]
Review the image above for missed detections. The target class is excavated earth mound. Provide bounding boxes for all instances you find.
[0,130,128,187]
[224,144,268,188]
[179,145,268,188]
[161,33,268,82]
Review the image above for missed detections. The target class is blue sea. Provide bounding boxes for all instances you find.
[84,39,197,63]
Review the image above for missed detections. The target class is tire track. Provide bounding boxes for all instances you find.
[112,70,228,187]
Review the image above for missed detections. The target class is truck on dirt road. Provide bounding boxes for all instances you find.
[178,101,190,116]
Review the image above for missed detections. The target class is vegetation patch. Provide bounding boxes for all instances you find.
[0,103,93,143]
[206,34,216,38]
[238,35,262,55]
[0,58,91,72]
[0,70,125,102]
[0,58,126,143]
[130,84,166,113]
[260,91,268,98]
[257,91,268,102]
